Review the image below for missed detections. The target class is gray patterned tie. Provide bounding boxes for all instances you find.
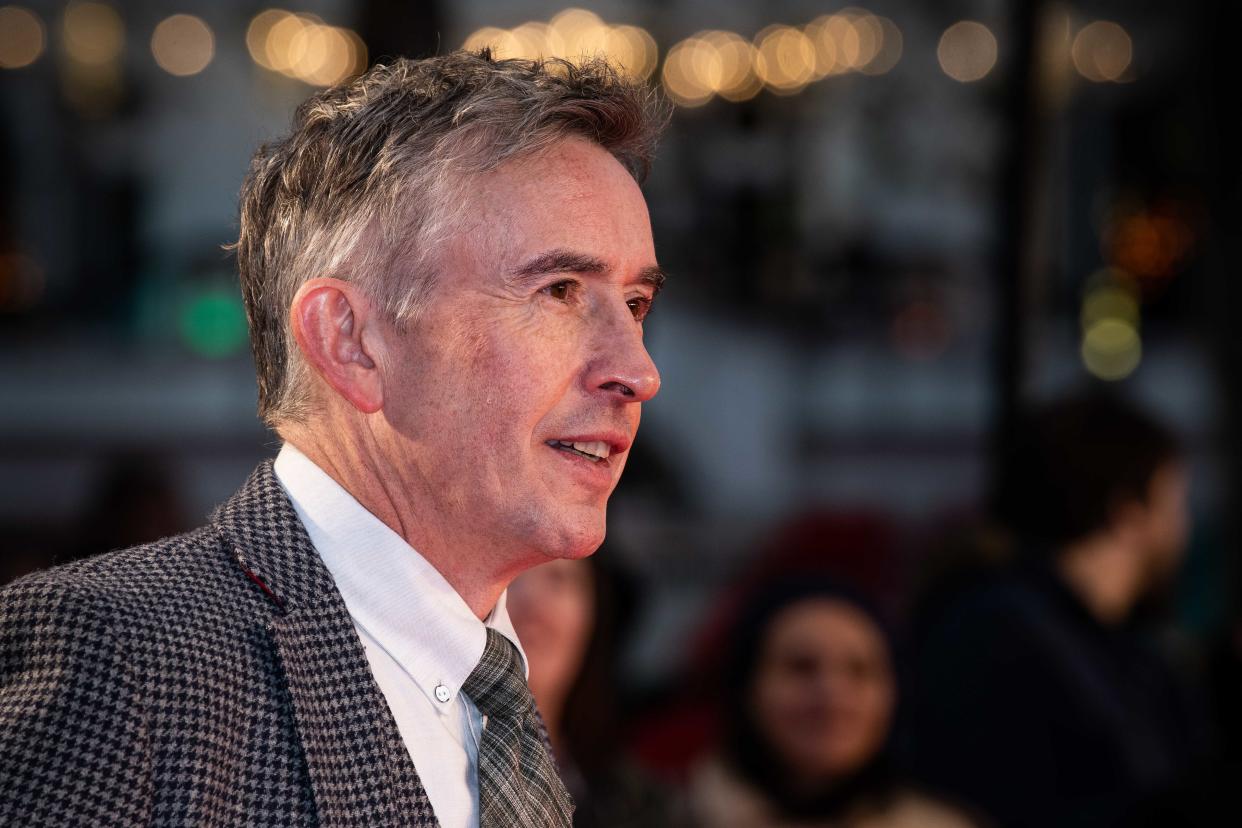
[463,628,574,828]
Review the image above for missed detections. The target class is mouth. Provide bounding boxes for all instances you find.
[546,439,612,463]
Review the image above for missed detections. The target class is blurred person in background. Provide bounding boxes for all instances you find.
[688,578,977,828]
[911,392,1209,827]
[509,554,684,828]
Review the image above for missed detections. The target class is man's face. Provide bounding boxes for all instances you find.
[378,137,661,568]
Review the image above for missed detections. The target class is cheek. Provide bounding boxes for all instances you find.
[465,317,578,420]
[826,678,893,768]
[854,680,894,737]
[753,673,804,735]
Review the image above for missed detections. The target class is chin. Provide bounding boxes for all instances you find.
[509,495,608,562]
[540,510,607,561]
[550,526,605,561]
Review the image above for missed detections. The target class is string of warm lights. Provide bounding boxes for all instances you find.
[0,2,367,86]
[658,12,904,105]
[1,3,1135,96]
[460,6,1134,106]
[463,9,659,82]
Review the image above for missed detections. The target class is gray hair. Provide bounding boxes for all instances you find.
[232,49,668,428]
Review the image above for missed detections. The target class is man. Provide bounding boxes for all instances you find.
[0,51,667,826]
[911,393,1207,828]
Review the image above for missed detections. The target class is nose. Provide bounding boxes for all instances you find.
[587,305,661,404]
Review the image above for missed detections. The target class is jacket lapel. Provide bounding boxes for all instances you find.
[213,461,438,827]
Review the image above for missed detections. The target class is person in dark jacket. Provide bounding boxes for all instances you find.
[911,392,1207,827]
[0,50,668,827]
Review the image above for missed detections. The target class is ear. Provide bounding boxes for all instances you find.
[290,277,384,414]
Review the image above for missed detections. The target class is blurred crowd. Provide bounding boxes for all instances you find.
[5,389,1236,827]
[502,390,1232,828]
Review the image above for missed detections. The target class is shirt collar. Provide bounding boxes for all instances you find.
[273,442,527,708]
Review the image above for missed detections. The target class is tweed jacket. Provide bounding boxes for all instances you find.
[0,461,440,826]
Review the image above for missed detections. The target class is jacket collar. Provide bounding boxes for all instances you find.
[212,461,439,827]
[212,459,337,612]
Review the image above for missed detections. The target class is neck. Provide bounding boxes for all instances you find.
[281,421,514,619]
[1055,533,1141,626]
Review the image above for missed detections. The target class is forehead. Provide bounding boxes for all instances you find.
[766,600,885,655]
[450,137,655,274]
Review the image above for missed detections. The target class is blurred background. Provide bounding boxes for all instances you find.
[2,1,1240,825]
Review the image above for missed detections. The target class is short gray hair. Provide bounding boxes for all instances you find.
[232,50,668,428]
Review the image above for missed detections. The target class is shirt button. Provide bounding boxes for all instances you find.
[434,684,451,703]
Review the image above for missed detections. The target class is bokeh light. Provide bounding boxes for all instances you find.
[264,11,316,75]
[805,14,857,77]
[508,21,558,60]
[180,287,249,359]
[1081,318,1141,380]
[341,29,367,82]
[60,3,124,118]
[842,9,883,71]
[701,30,761,102]
[62,1,124,66]
[246,9,287,70]
[549,8,607,58]
[463,12,656,81]
[462,26,507,55]
[290,23,359,86]
[662,36,719,107]
[1072,21,1132,83]
[938,20,998,82]
[861,17,903,75]
[753,25,816,95]
[0,6,46,69]
[1080,270,1142,381]
[1081,282,1139,330]
[603,24,658,81]
[151,14,214,77]
[60,56,122,118]
[807,9,901,77]
[1105,205,1194,283]
[246,9,364,87]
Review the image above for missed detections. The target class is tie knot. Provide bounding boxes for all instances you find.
[462,628,533,719]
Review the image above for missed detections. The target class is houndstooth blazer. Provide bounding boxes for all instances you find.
[0,461,440,826]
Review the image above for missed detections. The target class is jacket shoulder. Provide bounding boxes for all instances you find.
[4,524,259,624]
[0,539,179,823]
[0,525,316,823]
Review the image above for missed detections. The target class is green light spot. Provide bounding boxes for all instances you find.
[180,287,248,358]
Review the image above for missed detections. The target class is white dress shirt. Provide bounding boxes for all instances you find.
[274,443,527,828]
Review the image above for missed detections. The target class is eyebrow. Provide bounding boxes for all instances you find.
[511,248,667,294]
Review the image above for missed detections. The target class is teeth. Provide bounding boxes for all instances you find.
[550,439,611,461]
[572,441,610,460]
